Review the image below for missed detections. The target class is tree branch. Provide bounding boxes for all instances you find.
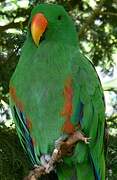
[0,8,31,19]
[107,115,117,122]
[101,11,117,17]
[104,88,117,93]
[0,19,28,32]
[0,7,32,32]
[79,0,106,38]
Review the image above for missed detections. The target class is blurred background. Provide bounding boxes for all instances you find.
[0,0,117,179]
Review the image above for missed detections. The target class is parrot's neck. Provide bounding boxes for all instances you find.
[27,30,79,50]
[45,28,79,47]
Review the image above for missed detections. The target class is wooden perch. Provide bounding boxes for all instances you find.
[24,131,90,180]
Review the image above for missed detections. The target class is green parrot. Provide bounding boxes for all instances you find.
[9,4,105,180]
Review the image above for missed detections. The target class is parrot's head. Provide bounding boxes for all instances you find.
[30,4,78,46]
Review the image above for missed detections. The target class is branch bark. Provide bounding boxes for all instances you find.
[104,88,117,93]
[0,19,28,32]
[101,11,117,17]
[107,115,117,122]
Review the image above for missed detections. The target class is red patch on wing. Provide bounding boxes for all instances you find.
[32,137,36,146]
[10,86,34,133]
[61,77,75,134]
[26,116,32,130]
[9,86,24,111]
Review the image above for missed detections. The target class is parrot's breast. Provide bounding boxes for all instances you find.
[10,43,76,155]
[22,76,69,154]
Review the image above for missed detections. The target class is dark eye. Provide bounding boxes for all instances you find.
[57,15,62,20]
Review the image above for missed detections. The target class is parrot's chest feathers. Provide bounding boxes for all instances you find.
[10,44,77,152]
[10,63,74,130]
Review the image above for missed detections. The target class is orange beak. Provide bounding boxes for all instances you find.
[31,13,48,46]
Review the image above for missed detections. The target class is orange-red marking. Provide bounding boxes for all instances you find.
[32,137,36,146]
[9,86,24,111]
[61,77,75,134]
[26,116,32,130]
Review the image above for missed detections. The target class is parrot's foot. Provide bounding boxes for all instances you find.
[40,154,51,167]
[66,131,91,145]
[54,135,74,156]
[42,148,63,173]
[54,131,91,157]
[24,131,90,180]
[40,154,55,173]
[83,137,91,144]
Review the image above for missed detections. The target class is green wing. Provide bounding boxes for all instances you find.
[71,51,105,180]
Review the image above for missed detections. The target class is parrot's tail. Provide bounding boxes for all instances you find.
[56,163,78,180]
[57,160,97,180]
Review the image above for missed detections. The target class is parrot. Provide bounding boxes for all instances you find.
[9,3,106,180]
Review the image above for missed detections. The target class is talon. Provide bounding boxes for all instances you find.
[84,137,91,144]
[40,154,51,167]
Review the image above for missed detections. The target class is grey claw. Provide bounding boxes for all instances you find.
[40,154,51,167]
[84,137,91,144]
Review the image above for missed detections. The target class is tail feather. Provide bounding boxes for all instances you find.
[76,160,95,180]
[57,163,77,180]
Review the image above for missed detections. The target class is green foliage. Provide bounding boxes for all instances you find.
[106,135,117,180]
[0,124,30,180]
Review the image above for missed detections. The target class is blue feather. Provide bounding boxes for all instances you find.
[13,106,39,165]
[74,101,84,124]
[89,154,100,180]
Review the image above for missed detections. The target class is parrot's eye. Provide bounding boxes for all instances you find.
[57,15,62,20]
